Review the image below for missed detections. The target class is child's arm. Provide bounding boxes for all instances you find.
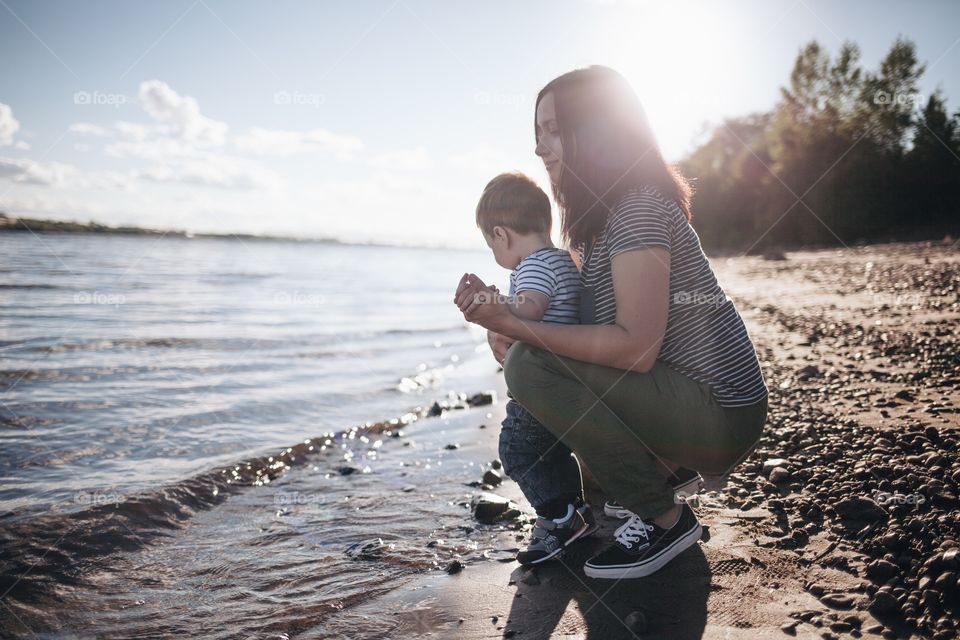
[507,256,557,322]
[507,291,549,321]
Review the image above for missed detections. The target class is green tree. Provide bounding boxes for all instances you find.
[681,36,957,251]
[905,91,960,228]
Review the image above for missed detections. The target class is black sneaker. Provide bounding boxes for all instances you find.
[516,501,599,565]
[603,467,704,518]
[584,502,702,579]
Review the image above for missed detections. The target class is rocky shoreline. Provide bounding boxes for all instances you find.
[415,240,959,639]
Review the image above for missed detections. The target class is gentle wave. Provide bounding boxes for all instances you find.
[0,406,425,601]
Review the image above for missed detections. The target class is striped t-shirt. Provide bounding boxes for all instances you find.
[509,247,580,324]
[579,185,768,408]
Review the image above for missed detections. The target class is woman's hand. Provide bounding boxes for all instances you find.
[487,330,515,364]
[454,273,514,334]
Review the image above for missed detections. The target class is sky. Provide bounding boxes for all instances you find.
[1,0,958,248]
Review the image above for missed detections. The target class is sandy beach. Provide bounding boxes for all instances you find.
[316,239,959,640]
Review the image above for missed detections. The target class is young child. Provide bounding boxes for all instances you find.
[473,172,597,565]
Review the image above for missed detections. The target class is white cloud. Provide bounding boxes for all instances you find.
[69,122,113,137]
[61,82,279,191]
[0,193,114,220]
[1,80,492,245]
[67,82,366,193]
[134,156,283,190]
[0,157,68,185]
[0,157,132,189]
[233,127,363,160]
[105,137,201,160]
[369,146,432,171]
[138,80,228,145]
[0,103,22,147]
[114,121,152,141]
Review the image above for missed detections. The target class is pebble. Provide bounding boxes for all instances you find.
[483,469,503,487]
[866,559,899,583]
[446,560,464,574]
[471,492,518,524]
[466,391,495,406]
[769,466,791,483]
[819,593,855,609]
[763,458,788,474]
[869,590,900,615]
[624,611,647,634]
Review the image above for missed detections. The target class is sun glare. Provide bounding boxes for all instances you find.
[597,1,742,159]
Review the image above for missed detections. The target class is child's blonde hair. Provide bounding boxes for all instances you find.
[475,172,551,237]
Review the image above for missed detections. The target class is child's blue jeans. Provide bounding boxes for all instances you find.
[498,398,584,518]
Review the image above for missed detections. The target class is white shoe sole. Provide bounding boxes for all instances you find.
[583,521,703,579]
[523,519,600,565]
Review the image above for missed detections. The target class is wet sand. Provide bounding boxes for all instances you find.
[327,393,850,640]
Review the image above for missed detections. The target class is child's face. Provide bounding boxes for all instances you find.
[482,228,518,270]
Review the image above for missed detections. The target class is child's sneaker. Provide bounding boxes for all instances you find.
[603,467,704,518]
[584,502,702,579]
[517,501,599,565]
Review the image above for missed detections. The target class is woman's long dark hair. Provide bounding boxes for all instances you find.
[535,66,694,253]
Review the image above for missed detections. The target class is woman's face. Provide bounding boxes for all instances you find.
[535,91,563,187]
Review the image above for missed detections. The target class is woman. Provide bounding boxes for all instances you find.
[455,66,768,579]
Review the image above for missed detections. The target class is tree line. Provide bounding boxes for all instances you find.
[680,37,960,253]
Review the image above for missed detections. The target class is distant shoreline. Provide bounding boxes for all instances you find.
[0,212,485,251]
[0,212,348,245]
[0,212,953,255]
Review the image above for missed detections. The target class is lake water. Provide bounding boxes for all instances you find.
[0,233,510,637]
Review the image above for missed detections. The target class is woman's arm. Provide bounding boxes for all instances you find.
[455,247,670,373]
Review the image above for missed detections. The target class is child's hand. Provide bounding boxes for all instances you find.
[454,273,511,332]
[454,272,491,312]
[454,273,492,300]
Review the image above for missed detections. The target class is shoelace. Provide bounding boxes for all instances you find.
[530,517,558,542]
[614,515,656,549]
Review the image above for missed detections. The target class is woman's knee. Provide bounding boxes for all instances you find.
[502,342,543,404]
[694,421,764,475]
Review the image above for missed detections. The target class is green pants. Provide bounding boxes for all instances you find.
[503,341,767,520]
